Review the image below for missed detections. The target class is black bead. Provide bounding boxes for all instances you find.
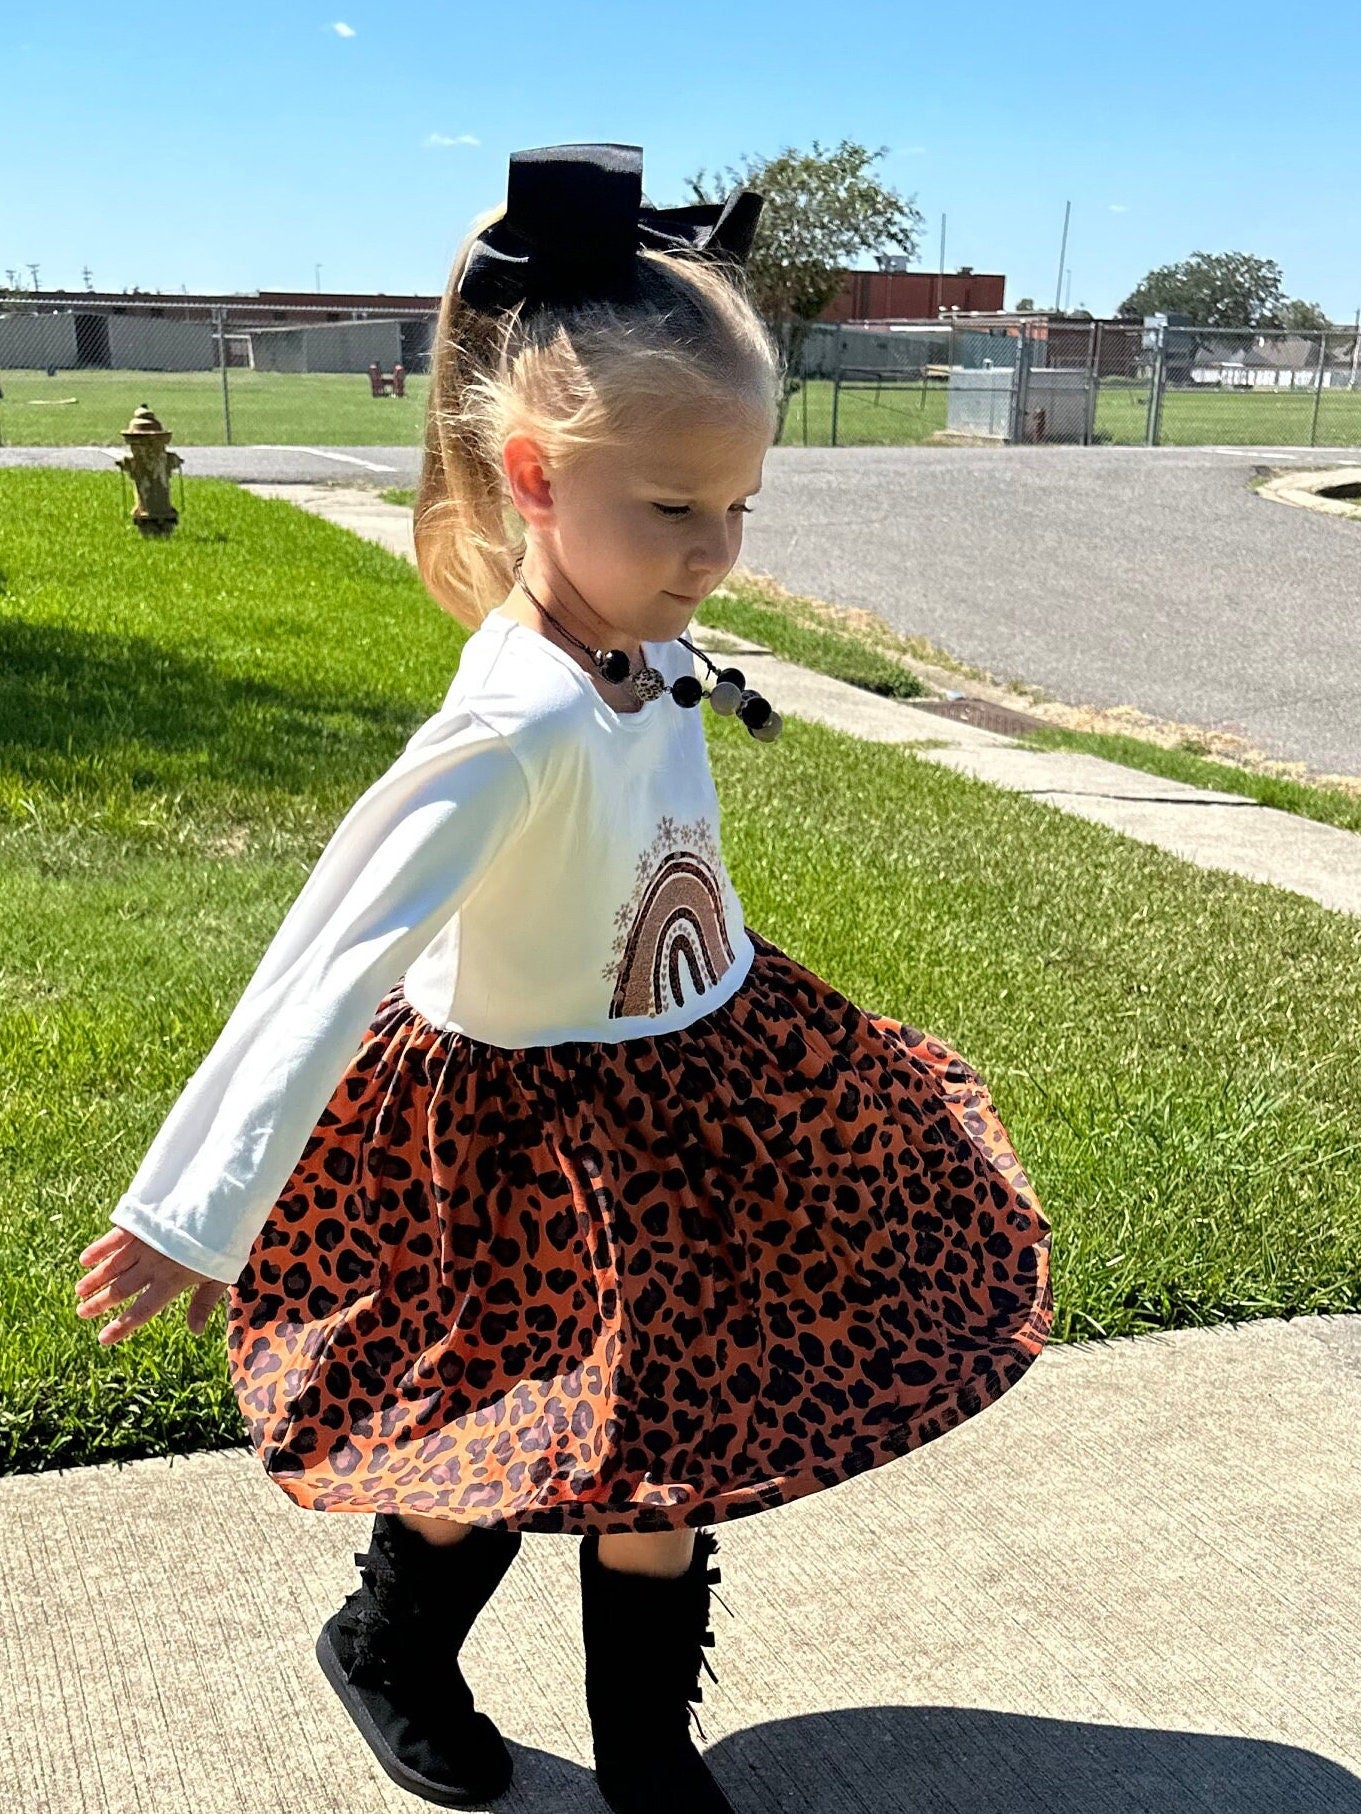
[715,666,746,690]
[672,673,703,707]
[736,688,772,729]
[599,647,632,683]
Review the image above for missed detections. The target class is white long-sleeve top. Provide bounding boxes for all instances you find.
[109,607,754,1284]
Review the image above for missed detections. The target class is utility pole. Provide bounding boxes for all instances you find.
[28,263,40,291]
[1054,201,1070,312]
[937,213,946,315]
[315,262,322,293]
[82,264,94,291]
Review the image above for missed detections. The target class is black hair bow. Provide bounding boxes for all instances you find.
[456,142,763,316]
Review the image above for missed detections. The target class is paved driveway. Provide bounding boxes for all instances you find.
[741,444,1361,780]
[5,440,1358,777]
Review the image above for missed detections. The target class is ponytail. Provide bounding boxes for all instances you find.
[414,207,524,630]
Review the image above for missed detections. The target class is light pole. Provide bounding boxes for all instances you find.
[937,213,945,314]
[1053,202,1070,312]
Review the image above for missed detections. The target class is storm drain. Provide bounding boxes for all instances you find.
[906,696,1053,736]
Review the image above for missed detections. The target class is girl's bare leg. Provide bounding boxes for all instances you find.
[394,1514,697,1575]
[597,1529,695,1578]
[397,1510,474,1546]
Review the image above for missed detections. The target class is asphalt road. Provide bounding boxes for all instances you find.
[5,439,1358,778]
[0,443,423,482]
[742,443,1361,781]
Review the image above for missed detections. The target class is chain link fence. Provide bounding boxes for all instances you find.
[0,297,435,447]
[789,317,1361,449]
[3,294,1359,451]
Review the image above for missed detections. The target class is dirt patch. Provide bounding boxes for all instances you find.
[924,431,1006,448]
[202,823,254,859]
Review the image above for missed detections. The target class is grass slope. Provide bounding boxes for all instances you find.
[2,468,1358,1478]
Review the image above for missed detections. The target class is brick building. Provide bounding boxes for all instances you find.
[819,268,1006,322]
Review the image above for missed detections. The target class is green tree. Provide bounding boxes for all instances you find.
[1117,252,1287,328]
[685,138,924,438]
[1277,298,1332,331]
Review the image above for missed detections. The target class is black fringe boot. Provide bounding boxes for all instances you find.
[316,1512,523,1807]
[578,1526,736,1814]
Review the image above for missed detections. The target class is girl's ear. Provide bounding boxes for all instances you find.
[502,433,555,526]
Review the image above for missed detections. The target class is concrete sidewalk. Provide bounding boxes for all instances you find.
[246,482,1361,920]
[7,1314,1360,1810]
[6,480,1357,1814]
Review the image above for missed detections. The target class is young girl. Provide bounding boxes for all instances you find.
[74,143,1053,1814]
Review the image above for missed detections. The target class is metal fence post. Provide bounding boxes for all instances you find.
[830,364,840,447]
[1309,328,1326,448]
[1012,322,1033,442]
[1145,321,1166,446]
[799,327,809,446]
[214,307,233,446]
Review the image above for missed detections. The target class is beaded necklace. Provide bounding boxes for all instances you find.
[510,558,783,742]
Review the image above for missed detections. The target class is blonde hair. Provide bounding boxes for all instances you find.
[414,202,785,631]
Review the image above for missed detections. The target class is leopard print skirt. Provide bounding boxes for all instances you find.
[226,926,1053,1534]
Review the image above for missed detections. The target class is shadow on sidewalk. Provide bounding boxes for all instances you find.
[496,1706,1361,1813]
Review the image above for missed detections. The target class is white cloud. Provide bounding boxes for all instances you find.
[424,131,480,148]
[1108,203,1129,213]
[332,21,356,37]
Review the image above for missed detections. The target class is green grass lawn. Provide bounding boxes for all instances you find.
[790,376,1361,448]
[783,378,951,447]
[3,467,1360,1477]
[0,366,428,448]
[6,364,1359,450]
[1091,378,1361,448]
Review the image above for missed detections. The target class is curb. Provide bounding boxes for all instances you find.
[240,483,1361,919]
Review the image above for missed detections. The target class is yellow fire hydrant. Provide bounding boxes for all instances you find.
[116,404,183,536]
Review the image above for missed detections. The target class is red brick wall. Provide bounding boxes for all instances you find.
[819,270,1006,321]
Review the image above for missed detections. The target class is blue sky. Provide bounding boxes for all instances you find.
[4,1,1356,322]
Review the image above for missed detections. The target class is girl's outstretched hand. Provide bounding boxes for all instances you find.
[75,1228,229,1345]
